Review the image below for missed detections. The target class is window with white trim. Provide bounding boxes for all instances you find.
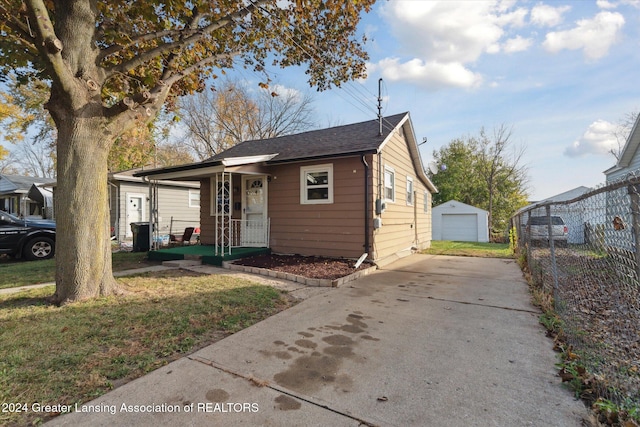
[189,190,200,208]
[384,166,395,202]
[424,191,429,213]
[300,164,333,204]
[406,176,414,206]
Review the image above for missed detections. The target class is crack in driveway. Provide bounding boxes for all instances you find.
[188,355,378,427]
[425,296,540,313]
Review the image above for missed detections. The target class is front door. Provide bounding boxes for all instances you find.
[242,176,267,246]
[126,194,145,237]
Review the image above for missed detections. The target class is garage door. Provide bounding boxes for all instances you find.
[441,214,478,241]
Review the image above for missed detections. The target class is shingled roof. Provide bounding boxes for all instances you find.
[133,111,439,194]
[0,174,57,194]
[206,112,408,164]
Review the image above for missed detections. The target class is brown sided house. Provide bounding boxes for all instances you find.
[136,112,437,266]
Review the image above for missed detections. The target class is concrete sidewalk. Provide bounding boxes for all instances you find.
[47,254,590,426]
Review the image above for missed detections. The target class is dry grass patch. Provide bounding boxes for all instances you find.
[0,270,294,426]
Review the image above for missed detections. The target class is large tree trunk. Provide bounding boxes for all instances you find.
[52,116,120,304]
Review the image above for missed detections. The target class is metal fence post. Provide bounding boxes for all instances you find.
[546,205,559,305]
[526,210,531,267]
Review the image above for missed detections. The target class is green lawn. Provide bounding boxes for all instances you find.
[422,240,513,258]
[0,270,293,426]
[0,252,160,290]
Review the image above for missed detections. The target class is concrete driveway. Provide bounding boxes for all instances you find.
[48,254,589,426]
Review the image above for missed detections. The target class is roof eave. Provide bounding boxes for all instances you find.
[266,149,379,166]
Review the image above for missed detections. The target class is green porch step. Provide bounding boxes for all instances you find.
[147,246,270,266]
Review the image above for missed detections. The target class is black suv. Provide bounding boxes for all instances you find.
[0,210,56,260]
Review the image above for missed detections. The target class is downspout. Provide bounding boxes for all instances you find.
[361,155,370,255]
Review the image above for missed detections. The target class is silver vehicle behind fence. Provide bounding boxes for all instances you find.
[525,215,568,246]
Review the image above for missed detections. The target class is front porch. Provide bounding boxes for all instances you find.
[147,245,270,266]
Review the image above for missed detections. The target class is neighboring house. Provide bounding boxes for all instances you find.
[604,113,640,251]
[432,200,489,242]
[0,174,56,219]
[136,112,437,266]
[605,112,640,183]
[108,168,201,241]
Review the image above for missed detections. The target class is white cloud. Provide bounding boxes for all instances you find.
[564,120,618,157]
[496,7,529,28]
[543,11,625,60]
[375,1,533,89]
[503,35,534,53]
[376,58,482,89]
[266,84,302,100]
[596,0,617,9]
[379,1,507,64]
[530,4,571,27]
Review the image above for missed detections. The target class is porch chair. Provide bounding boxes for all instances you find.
[170,227,195,246]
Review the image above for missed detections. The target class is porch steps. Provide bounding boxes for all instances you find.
[162,259,202,268]
[147,245,270,267]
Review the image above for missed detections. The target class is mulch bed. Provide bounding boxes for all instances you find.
[232,253,365,280]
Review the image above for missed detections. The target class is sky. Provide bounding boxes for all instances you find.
[2,0,639,201]
[249,0,640,201]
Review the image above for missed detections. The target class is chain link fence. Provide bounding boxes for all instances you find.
[511,175,640,407]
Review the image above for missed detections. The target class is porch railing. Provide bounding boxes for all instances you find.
[215,218,270,255]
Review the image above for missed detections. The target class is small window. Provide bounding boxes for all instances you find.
[189,190,200,208]
[384,166,395,202]
[424,191,429,213]
[406,176,414,206]
[301,164,333,204]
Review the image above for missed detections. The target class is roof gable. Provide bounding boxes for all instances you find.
[433,200,488,214]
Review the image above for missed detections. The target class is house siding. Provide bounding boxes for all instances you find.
[372,130,432,266]
[268,157,366,259]
[113,181,200,240]
[200,178,214,244]
[156,185,200,236]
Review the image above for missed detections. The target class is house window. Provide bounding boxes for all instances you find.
[406,176,414,206]
[384,166,395,202]
[189,190,200,208]
[424,191,429,213]
[210,176,232,215]
[300,164,333,204]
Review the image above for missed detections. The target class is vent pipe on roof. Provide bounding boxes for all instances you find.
[378,78,383,136]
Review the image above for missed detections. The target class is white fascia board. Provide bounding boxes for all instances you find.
[221,154,278,166]
[141,165,225,181]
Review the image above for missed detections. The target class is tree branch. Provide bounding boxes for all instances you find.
[104,0,266,78]
[23,0,75,96]
[0,3,37,46]
[162,52,237,87]
[98,28,191,62]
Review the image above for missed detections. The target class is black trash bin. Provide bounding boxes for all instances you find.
[130,222,150,252]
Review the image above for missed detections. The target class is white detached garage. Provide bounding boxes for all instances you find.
[432,200,489,242]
